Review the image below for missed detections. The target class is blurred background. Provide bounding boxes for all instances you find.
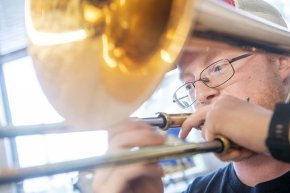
[0,0,289,193]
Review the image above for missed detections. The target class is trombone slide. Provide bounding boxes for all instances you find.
[0,136,230,185]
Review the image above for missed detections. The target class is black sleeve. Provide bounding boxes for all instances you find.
[266,103,290,163]
[182,164,232,193]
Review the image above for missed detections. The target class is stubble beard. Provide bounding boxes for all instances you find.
[236,79,286,163]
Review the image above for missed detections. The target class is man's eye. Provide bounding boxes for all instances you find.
[213,64,223,72]
[185,84,194,90]
[211,63,227,74]
[201,77,210,83]
[213,66,222,72]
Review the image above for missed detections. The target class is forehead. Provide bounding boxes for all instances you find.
[176,42,245,79]
[177,50,218,70]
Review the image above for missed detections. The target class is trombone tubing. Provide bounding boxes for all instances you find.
[0,113,190,138]
[0,138,228,185]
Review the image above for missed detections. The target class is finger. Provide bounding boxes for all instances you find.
[120,163,164,180]
[200,127,206,139]
[110,127,165,151]
[93,163,164,193]
[109,121,149,139]
[130,176,163,193]
[202,116,215,141]
[179,106,210,139]
[216,149,242,162]
[216,148,255,162]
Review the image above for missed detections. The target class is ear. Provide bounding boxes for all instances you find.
[278,56,290,81]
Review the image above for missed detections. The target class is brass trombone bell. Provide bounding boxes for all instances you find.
[25,0,290,130]
[25,0,192,129]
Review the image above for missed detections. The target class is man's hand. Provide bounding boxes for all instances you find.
[93,121,166,193]
[179,95,272,162]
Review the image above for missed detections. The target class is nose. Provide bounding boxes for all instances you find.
[194,81,219,108]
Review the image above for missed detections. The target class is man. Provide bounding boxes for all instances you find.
[93,0,290,192]
[176,49,290,192]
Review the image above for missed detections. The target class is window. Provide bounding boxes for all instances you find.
[2,56,108,193]
[3,57,64,126]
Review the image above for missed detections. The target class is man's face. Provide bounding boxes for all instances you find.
[176,46,286,110]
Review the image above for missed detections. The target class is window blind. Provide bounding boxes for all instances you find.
[0,0,27,55]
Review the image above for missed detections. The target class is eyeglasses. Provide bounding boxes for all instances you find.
[173,53,252,108]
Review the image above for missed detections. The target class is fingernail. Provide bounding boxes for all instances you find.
[178,129,183,138]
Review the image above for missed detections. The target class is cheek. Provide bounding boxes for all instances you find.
[222,73,285,109]
[245,70,285,108]
[252,79,285,109]
[220,73,256,99]
[221,82,251,100]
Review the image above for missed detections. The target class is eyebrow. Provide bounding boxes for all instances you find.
[179,72,194,82]
[178,51,221,81]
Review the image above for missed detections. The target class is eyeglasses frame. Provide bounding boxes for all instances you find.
[173,53,253,108]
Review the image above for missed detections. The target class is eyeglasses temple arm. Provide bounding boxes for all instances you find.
[229,53,252,63]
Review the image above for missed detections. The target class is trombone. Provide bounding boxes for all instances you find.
[0,113,232,185]
[1,0,290,185]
